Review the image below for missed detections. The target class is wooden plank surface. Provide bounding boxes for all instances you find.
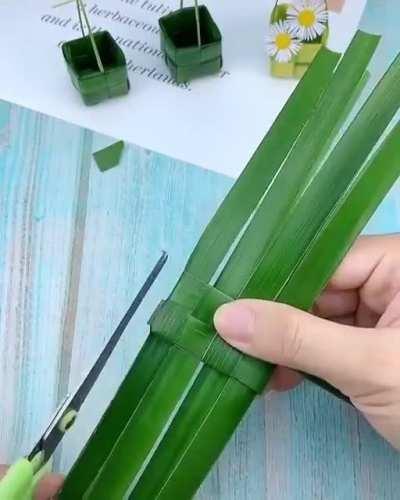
[0,101,399,499]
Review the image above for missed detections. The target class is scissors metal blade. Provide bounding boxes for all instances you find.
[28,251,168,462]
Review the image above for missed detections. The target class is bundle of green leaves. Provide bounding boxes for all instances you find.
[60,30,400,500]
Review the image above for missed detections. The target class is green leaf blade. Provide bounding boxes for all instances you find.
[60,337,170,498]
[216,31,379,297]
[179,47,340,284]
[81,347,201,499]
[278,121,400,310]
[130,374,253,500]
[243,50,400,299]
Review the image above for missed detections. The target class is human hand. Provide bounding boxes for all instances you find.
[214,234,400,450]
[0,465,63,499]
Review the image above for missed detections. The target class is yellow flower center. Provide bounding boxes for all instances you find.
[275,32,292,50]
[298,9,317,27]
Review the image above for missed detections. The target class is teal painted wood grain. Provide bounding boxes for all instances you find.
[0,105,85,460]
[0,101,399,500]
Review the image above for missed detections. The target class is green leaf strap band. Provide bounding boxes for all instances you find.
[150,298,269,393]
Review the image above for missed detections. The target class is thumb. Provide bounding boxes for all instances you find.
[214,299,378,392]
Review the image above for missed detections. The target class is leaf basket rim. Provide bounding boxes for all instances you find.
[159,5,222,49]
[62,30,127,79]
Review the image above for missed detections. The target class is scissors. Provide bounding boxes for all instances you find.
[0,252,168,500]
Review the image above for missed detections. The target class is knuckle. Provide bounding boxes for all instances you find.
[366,339,400,391]
[384,256,400,292]
[378,358,400,392]
[376,367,400,393]
[280,311,304,366]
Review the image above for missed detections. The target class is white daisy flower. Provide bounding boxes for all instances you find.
[266,21,302,63]
[287,0,328,41]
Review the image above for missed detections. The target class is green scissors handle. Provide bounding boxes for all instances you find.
[0,453,49,500]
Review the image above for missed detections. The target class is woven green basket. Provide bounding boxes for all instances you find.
[269,1,329,79]
[159,1,222,83]
[62,31,130,106]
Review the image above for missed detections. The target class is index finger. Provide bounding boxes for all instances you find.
[327,234,398,291]
[35,473,64,500]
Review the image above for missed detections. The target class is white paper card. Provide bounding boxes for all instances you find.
[0,0,366,177]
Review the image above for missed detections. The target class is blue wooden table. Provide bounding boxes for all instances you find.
[0,99,399,499]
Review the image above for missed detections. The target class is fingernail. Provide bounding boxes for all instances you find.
[214,302,255,344]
